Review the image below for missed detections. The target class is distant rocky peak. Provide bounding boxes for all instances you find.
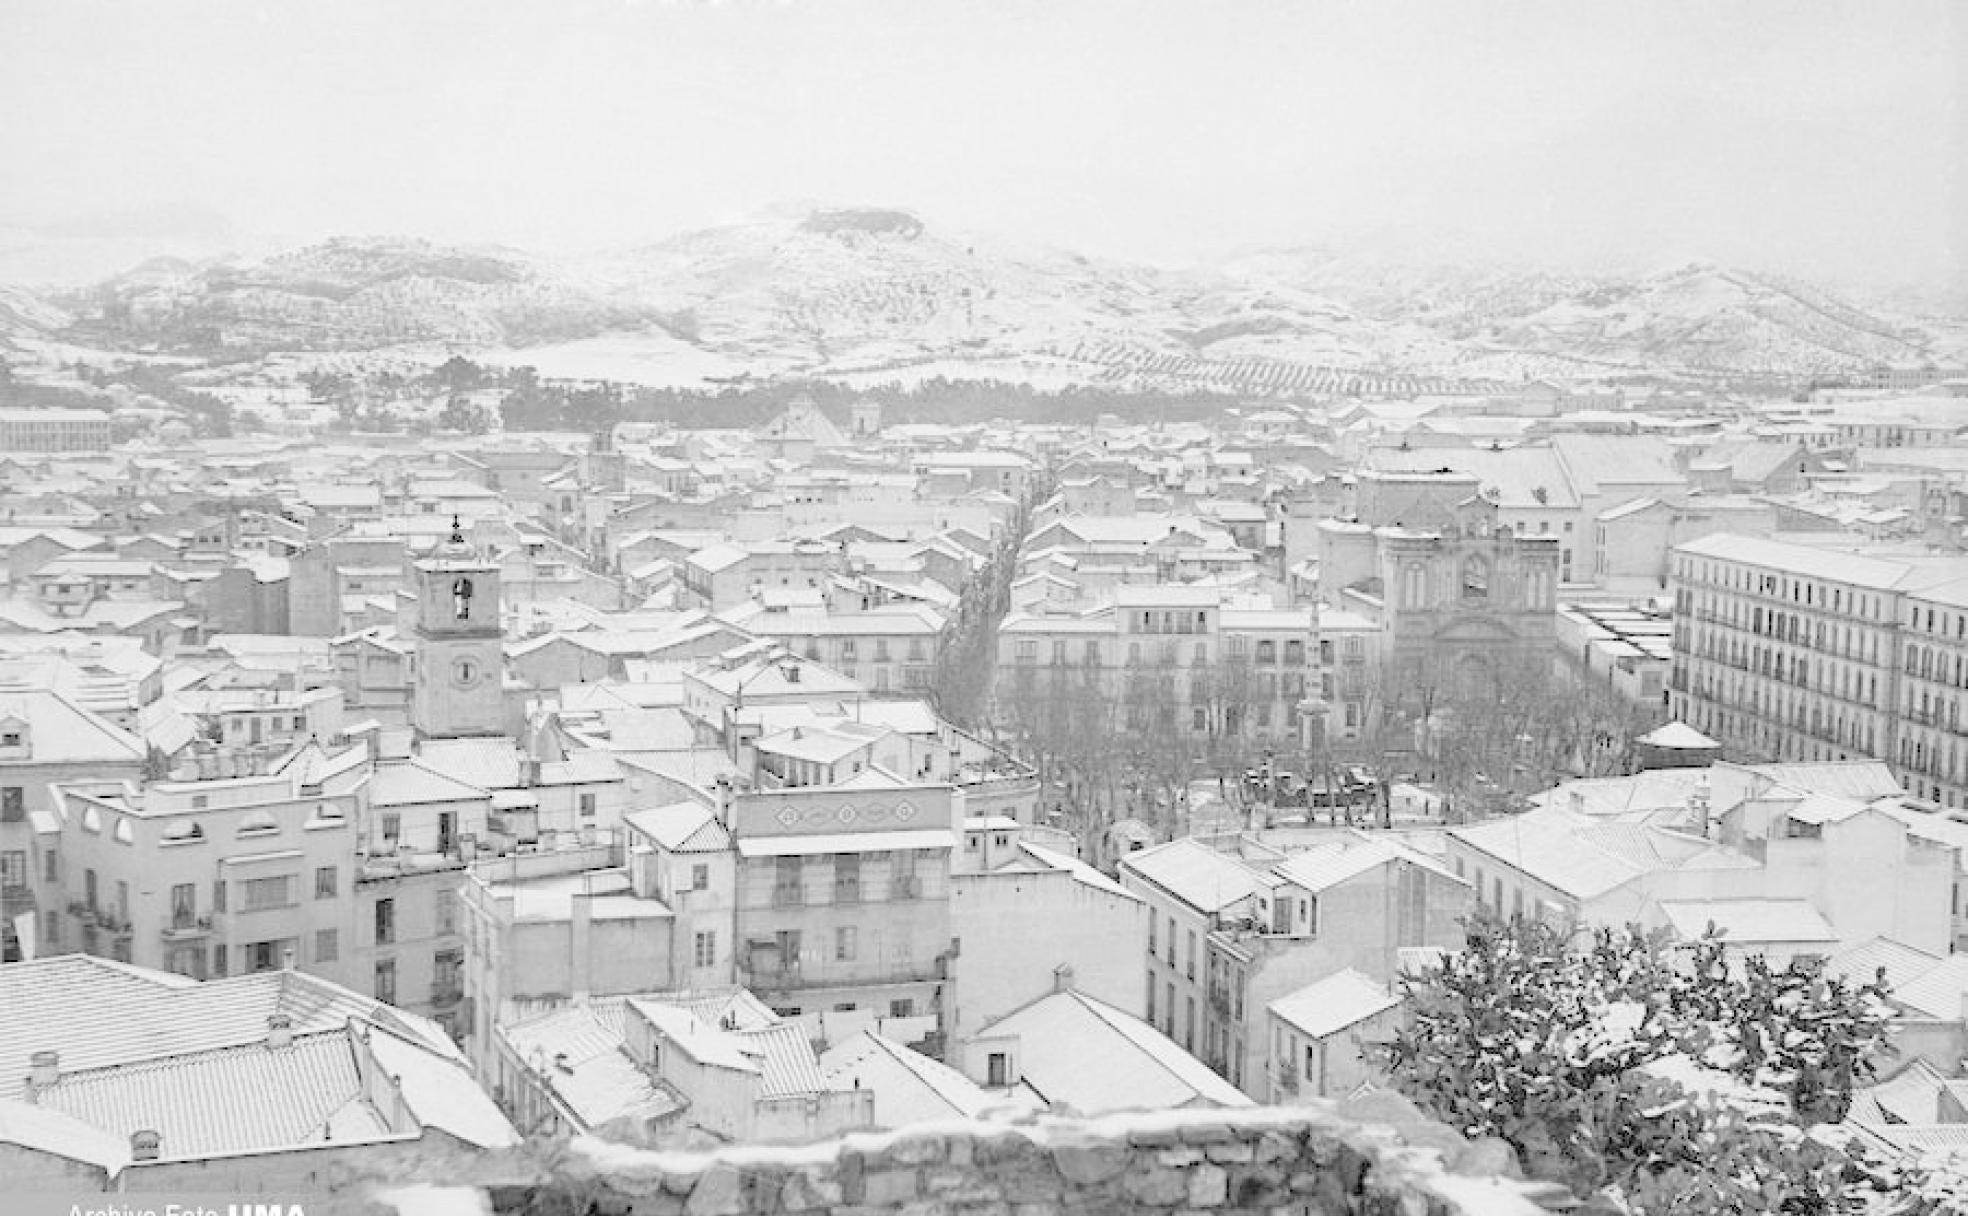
[798,208,925,240]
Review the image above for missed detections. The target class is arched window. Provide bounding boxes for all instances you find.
[1461,557,1489,600]
[451,576,475,621]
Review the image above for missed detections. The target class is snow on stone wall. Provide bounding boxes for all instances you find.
[349,1103,1559,1216]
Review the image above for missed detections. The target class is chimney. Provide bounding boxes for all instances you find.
[1053,964,1075,994]
[130,1130,161,1162]
[1690,773,1713,839]
[1567,788,1585,815]
[28,1050,58,1095]
[267,1013,293,1050]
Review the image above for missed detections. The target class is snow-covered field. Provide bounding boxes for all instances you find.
[474,330,769,388]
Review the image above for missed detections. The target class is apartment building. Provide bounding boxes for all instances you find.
[720,591,943,696]
[727,781,957,1054]
[43,760,363,984]
[1120,833,1469,1098]
[997,585,1318,750]
[1668,533,1968,807]
[680,539,845,610]
[1446,761,1956,958]
[0,407,113,452]
[0,690,149,962]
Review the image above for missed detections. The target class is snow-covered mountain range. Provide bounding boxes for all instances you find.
[3,208,1962,392]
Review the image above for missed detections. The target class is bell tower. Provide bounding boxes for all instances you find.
[410,517,505,739]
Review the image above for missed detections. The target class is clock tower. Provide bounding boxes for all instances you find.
[410,518,505,739]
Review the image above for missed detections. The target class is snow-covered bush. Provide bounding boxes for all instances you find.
[1366,913,1956,1212]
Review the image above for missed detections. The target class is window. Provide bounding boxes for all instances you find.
[835,925,857,961]
[213,879,226,913]
[375,898,395,945]
[247,940,283,973]
[0,787,22,822]
[43,847,57,883]
[0,851,23,888]
[694,930,716,967]
[691,863,710,891]
[436,889,457,935]
[578,792,597,818]
[834,854,861,903]
[987,1052,1008,1086]
[889,999,914,1018]
[381,813,400,844]
[1462,557,1489,599]
[775,856,803,906]
[375,958,397,1004]
[315,866,337,899]
[1166,917,1176,964]
[1148,916,1157,955]
[1186,930,1196,979]
[316,929,339,962]
[242,875,296,911]
[1147,974,1157,1023]
[168,882,196,928]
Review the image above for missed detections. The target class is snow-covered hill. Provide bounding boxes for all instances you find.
[5,210,1960,391]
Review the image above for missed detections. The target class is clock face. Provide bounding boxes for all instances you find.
[452,656,484,689]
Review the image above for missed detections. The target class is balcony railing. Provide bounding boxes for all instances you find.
[162,916,214,941]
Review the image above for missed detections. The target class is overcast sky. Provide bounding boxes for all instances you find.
[1,0,1961,289]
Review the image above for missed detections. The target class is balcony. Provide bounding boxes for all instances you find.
[68,902,132,935]
[430,983,465,1008]
[162,916,215,942]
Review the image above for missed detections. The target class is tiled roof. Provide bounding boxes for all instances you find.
[417,737,523,790]
[979,989,1252,1114]
[0,1097,131,1171]
[1269,969,1401,1040]
[1453,810,1755,902]
[819,1031,1001,1123]
[36,1031,366,1159]
[1827,937,1943,994]
[1888,955,1968,1021]
[0,688,146,765]
[1121,838,1264,914]
[745,1022,826,1099]
[503,1005,682,1131]
[368,758,488,808]
[0,957,457,1103]
[1657,898,1837,944]
[624,801,730,853]
[1275,838,1461,893]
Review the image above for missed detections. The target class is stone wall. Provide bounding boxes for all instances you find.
[345,1103,1558,1216]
